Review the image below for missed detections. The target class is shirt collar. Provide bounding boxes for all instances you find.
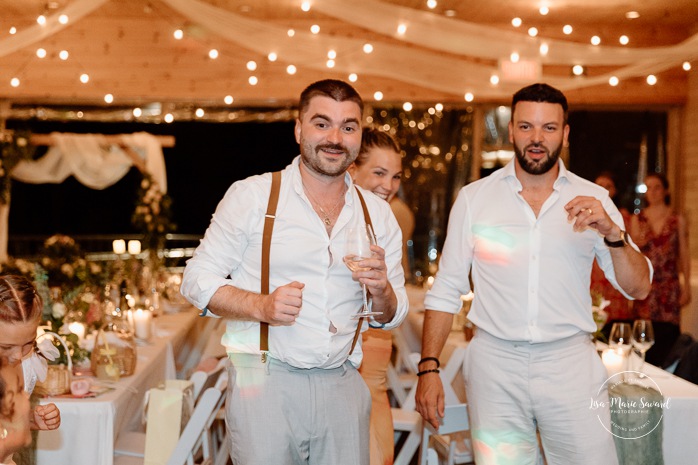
[290,155,354,204]
[501,157,571,191]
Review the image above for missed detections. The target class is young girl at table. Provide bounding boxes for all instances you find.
[0,275,61,432]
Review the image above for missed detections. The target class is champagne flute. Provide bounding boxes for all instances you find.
[632,319,655,374]
[343,225,382,319]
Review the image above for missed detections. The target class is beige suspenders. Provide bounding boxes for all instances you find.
[259,171,374,361]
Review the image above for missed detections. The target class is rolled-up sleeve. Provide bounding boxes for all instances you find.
[181,179,264,312]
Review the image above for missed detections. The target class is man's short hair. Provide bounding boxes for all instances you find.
[298,79,364,118]
[355,127,400,166]
[512,83,568,123]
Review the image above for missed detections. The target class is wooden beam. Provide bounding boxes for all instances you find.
[29,134,175,148]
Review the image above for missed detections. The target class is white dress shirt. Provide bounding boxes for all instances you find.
[425,159,651,343]
[181,156,408,368]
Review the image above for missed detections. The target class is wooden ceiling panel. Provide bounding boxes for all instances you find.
[0,0,696,111]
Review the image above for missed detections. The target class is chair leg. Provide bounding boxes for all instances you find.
[419,426,432,465]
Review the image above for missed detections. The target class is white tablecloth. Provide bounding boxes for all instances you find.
[636,362,698,465]
[36,309,199,465]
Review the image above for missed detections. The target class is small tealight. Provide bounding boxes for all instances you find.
[70,378,92,396]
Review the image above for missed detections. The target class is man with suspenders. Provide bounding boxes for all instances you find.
[181,79,408,465]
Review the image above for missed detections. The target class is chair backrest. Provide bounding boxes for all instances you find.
[190,358,227,401]
[166,387,226,465]
[430,404,469,435]
[392,327,420,375]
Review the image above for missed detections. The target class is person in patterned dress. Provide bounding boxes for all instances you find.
[630,173,691,366]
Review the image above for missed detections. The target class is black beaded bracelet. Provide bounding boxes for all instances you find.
[416,368,440,377]
[418,356,441,368]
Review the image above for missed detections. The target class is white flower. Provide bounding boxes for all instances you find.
[52,302,67,319]
[36,337,60,362]
[60,263,74,277]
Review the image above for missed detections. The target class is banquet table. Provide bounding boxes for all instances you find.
[630,361,698,465]
[36,308,200,465]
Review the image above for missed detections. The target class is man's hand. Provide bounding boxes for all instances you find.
[351,244,390,299]
[564,195,619,237]
[415,371,445,429]
[258,281,305,326]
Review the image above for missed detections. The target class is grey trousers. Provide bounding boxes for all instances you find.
[226,354,371,465]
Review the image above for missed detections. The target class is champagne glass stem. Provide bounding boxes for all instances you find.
[361,283,369,314]
[639,350,646,374]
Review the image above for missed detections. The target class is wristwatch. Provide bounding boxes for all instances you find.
[604,230,629,248]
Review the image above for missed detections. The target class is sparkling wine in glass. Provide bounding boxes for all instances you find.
[343,225,382,319]
[632,319,655,374]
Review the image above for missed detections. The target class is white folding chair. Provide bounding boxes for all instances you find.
[115,367,226,460]
[418,404,472,465]
[114,386,226,465]
[391,327,421,391]
[391,376,423,465]
[416,345,472,465]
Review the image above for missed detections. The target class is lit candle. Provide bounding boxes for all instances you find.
[125,309,135,332]
[67,321,86,341]
[128,240,141,255]
[133,308,152,341]
[602,348,625,378]
[112,239,126,255]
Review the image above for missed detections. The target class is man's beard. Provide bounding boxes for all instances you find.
[514,142,561,175]
[300,141,357,177]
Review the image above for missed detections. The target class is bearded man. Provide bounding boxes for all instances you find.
[414,83,652,465]
[181,79,408,465]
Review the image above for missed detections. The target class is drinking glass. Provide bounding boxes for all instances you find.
[609,322,633,352]
[608,322,632,376]
[632,319,655,374]
[343,225,382,319]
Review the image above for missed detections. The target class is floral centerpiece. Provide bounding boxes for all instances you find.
[131,173,176,255]
[0,128,35,204]
[35,235,108,366]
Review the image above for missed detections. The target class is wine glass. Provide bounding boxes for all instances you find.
[343,225,382,319]
[632,319,655,374]
[608,322,632,376]
[609,322,633,351]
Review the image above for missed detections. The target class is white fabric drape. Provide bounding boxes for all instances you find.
[0,0,110,59]
[11,132,167,192]
[0,132,167,262]
[161,0,698,98]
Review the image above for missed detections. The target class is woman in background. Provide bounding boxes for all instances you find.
[349,127,408,465]
[629,173,691,366]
